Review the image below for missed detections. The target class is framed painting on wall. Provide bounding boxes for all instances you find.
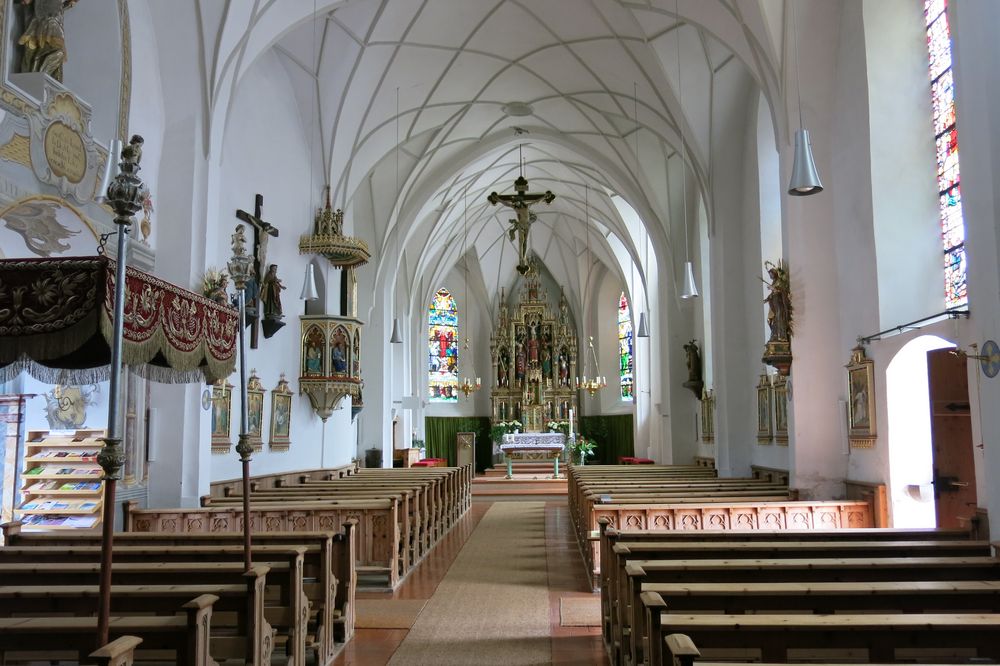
[756,373,773,443]
[700,388,715,443]
[846,346,876,448]
[269,374,292,451]
[210,380,233,453]
[247,369,265,451]
[772,374,789,445]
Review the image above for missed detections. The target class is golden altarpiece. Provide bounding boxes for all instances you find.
[489,270,578,431]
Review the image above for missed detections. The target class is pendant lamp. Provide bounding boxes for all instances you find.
[787,3,823,196]
[389,86,404,344]
[674,0,699,299]
[299,263,319,300]
[637,312,650,338]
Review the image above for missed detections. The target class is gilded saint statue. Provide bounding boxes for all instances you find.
[762,260,793,342]
[18,0,77,82]
[487,175,555,275]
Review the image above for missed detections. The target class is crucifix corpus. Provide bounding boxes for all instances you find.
[235,194,280,348]
[487,175,555,275]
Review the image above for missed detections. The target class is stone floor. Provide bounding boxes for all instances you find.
[333,498,607,665]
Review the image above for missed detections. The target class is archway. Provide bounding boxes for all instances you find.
[886,335,955,527]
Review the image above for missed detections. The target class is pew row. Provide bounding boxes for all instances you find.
[0,595,218,666]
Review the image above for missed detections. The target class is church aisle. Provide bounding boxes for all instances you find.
[335,499,607,665]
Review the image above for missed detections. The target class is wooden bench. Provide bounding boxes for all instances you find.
[0,595,218,666]
[607,537,993,660]
[123,496,400,590]
[3,524,358,663]
[646,612,1000,665]
[623,556,1000,666]
[0,568,272,665]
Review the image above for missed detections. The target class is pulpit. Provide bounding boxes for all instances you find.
[499,432,566,479]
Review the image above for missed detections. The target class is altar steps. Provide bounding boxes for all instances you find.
[472,462,568,500]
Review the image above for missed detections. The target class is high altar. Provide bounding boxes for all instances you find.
[489,268,578,432]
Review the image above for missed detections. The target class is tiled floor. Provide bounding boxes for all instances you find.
[334,499,608,665]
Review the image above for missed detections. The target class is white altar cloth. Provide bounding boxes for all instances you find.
[499,432,566,453]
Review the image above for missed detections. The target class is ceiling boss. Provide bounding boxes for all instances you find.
[487,172,555,275]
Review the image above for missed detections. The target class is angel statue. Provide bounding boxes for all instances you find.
[18,0,78,82]
[762,260,793,343]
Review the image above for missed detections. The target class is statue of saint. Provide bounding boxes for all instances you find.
[497,348,509,387]
[541,347,552,377]
[558,351,569,386]
[260,264,285,320]
[683,340,702,385]
[18,0,77,82]
[762,260,793,342]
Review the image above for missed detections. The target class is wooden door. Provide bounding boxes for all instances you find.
[927,349,978,529]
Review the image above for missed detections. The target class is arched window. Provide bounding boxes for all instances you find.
[618,292,634,401]
[428,288,458,402]
[925,0,967,308]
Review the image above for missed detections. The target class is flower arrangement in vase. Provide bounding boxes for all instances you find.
[570,436,596,465]
[546,420,570,435]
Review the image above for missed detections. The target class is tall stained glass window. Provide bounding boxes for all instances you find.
[428,288,458,402]
[925,0,968,308]
[618,292,634,401]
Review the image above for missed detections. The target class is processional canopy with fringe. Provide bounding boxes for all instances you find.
[0,256,238,384]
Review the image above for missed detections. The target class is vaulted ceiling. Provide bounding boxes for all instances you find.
[247,0,784,312]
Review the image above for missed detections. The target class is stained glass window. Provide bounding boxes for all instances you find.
[925,0,968,308]
[618,292,634,401]
[428,288,458,402]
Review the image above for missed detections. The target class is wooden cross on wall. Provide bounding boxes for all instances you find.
[236,194,279,349]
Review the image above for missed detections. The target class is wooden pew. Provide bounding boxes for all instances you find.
[607,537,993,659]
[123,497,400,590]
[0,547,301,664]
[624,556,1000,666]
[2,523,357,664]
[90,635,143,666]
[645,612,1000,665]
[0,568,272,665]
[0,595,218,666]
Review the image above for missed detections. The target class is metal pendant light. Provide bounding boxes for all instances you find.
[675,0,699,300]
[787,2,823,196]
[681,261,699,299]
[633,83,650,339]
[389,86,404,344]
[299,263,319,300]
[637,312,649,338]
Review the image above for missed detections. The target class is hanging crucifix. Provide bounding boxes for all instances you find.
[235,194,280,348]
[487,170,555,275]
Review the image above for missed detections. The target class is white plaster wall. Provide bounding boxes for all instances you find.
[864,0,942,328]
[211,49,353,481]
[62,0,121,144]
[949,0,1000,537]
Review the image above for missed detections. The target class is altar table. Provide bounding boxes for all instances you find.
[499,432,566,478]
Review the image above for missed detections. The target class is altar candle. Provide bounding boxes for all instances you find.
[569,408,574,436]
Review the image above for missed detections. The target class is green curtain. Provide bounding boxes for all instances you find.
[579,414,634,464]
[424,416,492,473]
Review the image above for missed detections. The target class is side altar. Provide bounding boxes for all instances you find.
[489,267,578,432]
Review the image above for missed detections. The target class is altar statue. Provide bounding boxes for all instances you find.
[18,0,77,82]
[763,260,793,342]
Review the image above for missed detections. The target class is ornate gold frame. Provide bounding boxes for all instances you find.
[210,380,233,454]
[846,346,876,449]
[772,374,789,445]
[268,374,292,452]
[756,373,772,443]
[247,369,265,452]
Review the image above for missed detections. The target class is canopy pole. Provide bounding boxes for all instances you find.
[96,136,146,648]
[228,224,255,572]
